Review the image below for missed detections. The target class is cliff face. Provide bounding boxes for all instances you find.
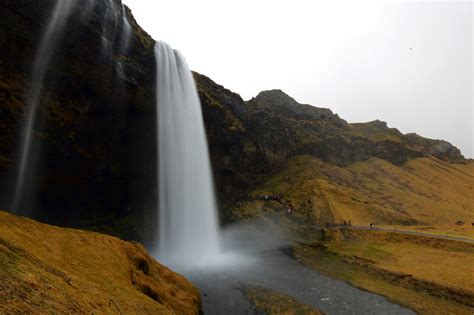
[197,74,466,208]
[0,1,469,239]
[244,89,464,167]
[1,0,157,239]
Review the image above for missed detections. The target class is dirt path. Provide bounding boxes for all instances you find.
[348,226,474,243]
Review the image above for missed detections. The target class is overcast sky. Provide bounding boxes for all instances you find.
[124,0,473,158]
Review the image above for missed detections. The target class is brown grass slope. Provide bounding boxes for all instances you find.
[0,211,201,314]
[294,229,474,314]
[231,155,474,228]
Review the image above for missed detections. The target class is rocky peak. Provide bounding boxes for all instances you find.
[367,119,389,129]
[253,89,300,107]
[247,89,339,122]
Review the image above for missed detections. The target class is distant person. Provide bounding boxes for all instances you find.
[348,220,352,227]
[370,223,374,230]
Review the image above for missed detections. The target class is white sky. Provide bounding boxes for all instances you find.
[124,0,473,158]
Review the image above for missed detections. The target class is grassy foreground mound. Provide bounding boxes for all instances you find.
[0,211,201,314]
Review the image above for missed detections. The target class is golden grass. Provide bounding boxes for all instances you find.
[294,229,474,315]
[335,230,474,291]
[234,155,474,229]
[378,225,474,240]
[226,154,474,314]
[0,211,201,314]
[245,286,323,315]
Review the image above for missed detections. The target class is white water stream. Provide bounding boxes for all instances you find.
[12,0,75,212]
[12,0,131,213]
[155,41,220,267]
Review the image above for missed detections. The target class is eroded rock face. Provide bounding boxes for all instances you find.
[195,73,268,212]
[248,90,338,122]
[0,0,157,239]
[196,75,466,224]
[0,0,466,239]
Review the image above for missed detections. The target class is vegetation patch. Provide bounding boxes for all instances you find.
[245,286,324,315]
[229,155,474,230]
[294,229,474,314]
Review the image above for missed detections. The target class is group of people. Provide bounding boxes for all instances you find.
[262,194,282,201]
[260,194,293,216]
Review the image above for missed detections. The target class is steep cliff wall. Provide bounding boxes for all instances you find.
[1,0,157,239]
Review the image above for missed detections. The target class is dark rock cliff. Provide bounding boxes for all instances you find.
[0,0,466,240]
[1,0,157,239]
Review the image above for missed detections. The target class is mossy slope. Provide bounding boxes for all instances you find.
[230,155,474,227]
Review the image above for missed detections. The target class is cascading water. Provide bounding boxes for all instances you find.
[11,0,75,212]
[81,0,95,21]
[115,5,131,84]
[155,41,220,267]
[101,0,131,57]
[12,0,132,213]
[119,6,132,54]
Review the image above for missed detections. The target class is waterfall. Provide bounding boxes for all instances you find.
[119,6,132,55]
[114,6,132,94]
[11,0,74,212]
[81,0,95,22]
[155,41,220,267]
[12,0,132,213]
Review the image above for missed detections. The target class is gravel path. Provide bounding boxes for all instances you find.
[349,226,474,243]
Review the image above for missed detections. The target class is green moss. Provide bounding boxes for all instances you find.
[80,210,156,243]
[245,286,323,315]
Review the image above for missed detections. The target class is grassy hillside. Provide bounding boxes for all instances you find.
[230,155,474,229]
[0,211,201,314]
[229,154,474,313]
[294,229,474,314]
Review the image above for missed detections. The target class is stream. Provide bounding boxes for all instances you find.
[181,248,415,314]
